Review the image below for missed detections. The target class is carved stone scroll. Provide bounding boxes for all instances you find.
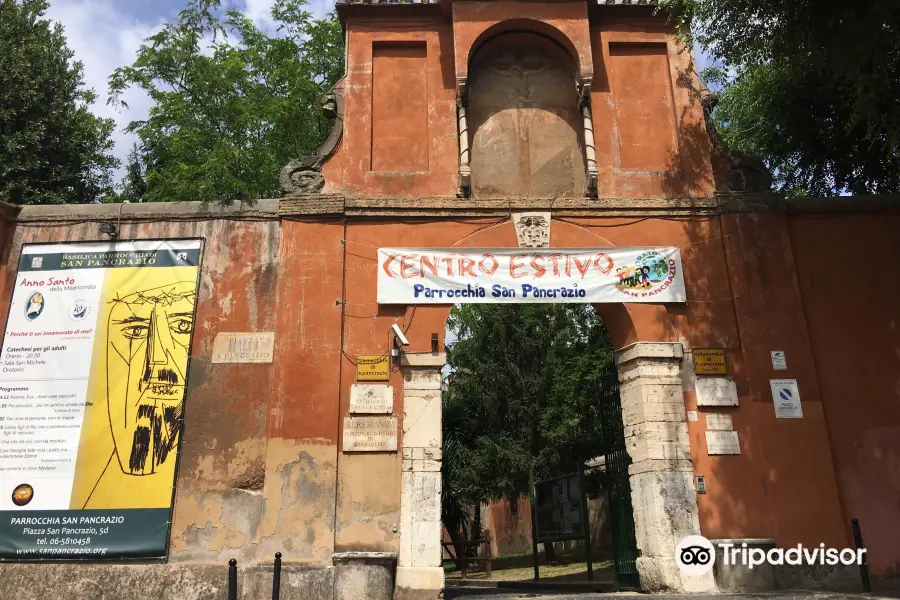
[280,78,345,196]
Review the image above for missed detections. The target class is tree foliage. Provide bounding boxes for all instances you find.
[661,0,900,195]
[0,0,117,204]
[109,0,343,204]
[442,304,614,528]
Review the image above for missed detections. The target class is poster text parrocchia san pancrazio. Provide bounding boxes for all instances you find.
[0,240,202,560]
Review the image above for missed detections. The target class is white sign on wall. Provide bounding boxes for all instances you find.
[770,379,803,418]
[706,431,741,455]
[705,413,734,431]
[211,332,275,363]
[343,416,399,452]
[695,377,739,406]
[377,248,686,304]
[349,384,393,414]
[771,351,787,370]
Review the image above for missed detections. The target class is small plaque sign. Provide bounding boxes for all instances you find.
[705,413,734,431]
[694,348,727,375]
[771,351,787,371]
[349,384,393,414]
[212,332,275,364]
[771,379,803,418]
[357,354,390,381]
[706,430,741,455]
[343,416,398,452]
[695,377,739,406]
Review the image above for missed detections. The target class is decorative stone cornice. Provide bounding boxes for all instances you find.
[6,194,897,225]
[279,193,900,218]
[615,341,684,365]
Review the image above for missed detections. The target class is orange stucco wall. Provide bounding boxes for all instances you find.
[788,212,900,575]
[325,4,716,199]
[0,204,897,574]
[322,15,458,197]
[589,12,716,198]
[0,0,897,583]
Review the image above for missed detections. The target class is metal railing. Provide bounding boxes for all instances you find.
[442,529,493,578]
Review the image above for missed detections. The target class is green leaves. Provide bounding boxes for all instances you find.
[108,0,343,204]
[662,0,900,194]
[0,0,117,204]
[443,304,614,510]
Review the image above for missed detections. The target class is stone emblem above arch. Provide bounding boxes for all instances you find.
[451,3,595,98]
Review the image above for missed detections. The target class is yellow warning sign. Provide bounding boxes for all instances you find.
[694,348,727,375]
[357,354,390,381]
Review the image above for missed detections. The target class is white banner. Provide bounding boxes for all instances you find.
[377,248,686,304]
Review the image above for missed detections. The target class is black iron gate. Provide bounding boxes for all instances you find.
[596,364,640,590]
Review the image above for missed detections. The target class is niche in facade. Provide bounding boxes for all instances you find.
[468,32,585,198]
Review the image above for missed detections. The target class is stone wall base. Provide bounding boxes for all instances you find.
[333,552,396,600]
[0,563,335,600]
[636,556,716,593]
[774,563,862,592]
[712,538,866,593]
[393,566,444,600]
[712,538,778,592]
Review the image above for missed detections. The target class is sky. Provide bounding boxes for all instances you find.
[44,0,715,183]
[44,0,336,180]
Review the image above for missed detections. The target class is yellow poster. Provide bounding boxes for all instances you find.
[0,240,202,560]
[70,267,199,509]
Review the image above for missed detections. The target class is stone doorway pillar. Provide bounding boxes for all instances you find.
[615,342,716,593]
[395,352,445,600]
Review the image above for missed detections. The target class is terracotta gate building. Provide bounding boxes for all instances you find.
[0,1,898,599]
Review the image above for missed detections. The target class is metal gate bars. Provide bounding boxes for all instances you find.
[597,364,640,590]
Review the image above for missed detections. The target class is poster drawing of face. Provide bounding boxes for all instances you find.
[106,282,196,477]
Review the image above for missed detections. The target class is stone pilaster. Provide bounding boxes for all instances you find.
[615,342,716,593]
[395,352,445,600]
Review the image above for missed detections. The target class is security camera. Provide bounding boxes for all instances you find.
[391,323,410,347]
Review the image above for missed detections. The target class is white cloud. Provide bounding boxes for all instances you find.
[44,0,337,184]
[240,0,336,34]
[242,0,277,29]
[45,0,164,180]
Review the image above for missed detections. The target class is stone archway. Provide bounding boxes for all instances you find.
[392,220,715,599]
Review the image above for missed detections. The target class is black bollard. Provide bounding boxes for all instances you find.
[228,558,238,600]
[272,552,282,600]
[851,518,871,593]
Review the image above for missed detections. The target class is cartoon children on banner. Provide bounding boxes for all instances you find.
[615,253,670,291]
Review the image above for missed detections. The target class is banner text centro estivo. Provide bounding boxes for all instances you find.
[0,240,203,560]
[377,248,687,304]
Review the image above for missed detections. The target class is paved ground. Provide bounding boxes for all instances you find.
[444,589,900,600]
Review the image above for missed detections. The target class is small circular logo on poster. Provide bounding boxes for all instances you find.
[24,292,45,321]
[12,483,34,507]
[69,299,90,322]
[615,251,677,298]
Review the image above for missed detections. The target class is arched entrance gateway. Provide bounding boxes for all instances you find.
[4,2,894,600]
[391,217,709,598]
[376,11,715,597]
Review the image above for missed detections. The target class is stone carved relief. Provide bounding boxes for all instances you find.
[280,78,345,196]
[468,34,585,198]
[512,212,551,248]
[701,90,773,192]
